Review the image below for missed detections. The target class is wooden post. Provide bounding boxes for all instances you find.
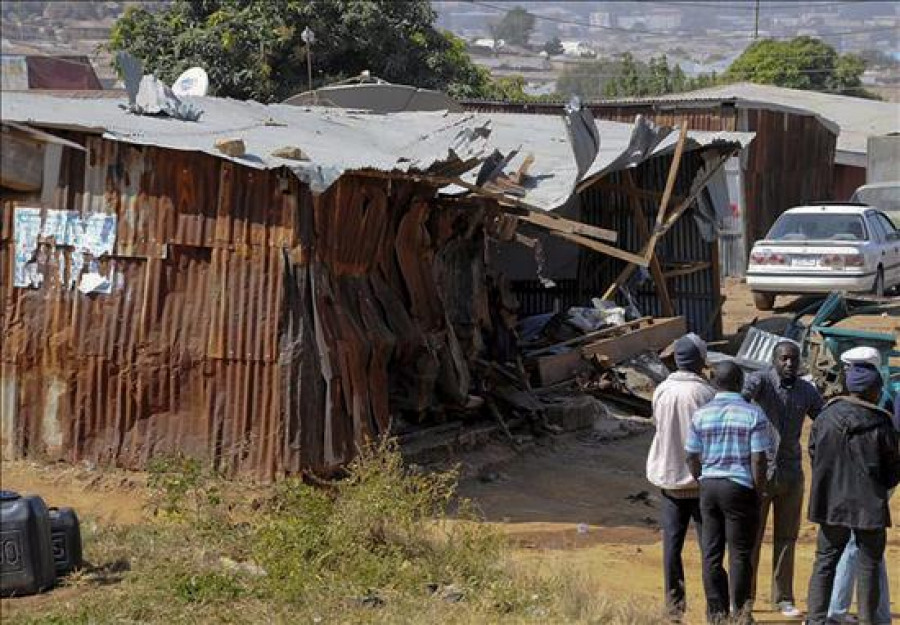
[625,171,674,317]
[601,122,688,300]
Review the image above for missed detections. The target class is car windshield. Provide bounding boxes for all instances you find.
[766,213,868,241]
[851,184,900,212]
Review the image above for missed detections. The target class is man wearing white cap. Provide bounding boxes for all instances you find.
[827,347,894,625]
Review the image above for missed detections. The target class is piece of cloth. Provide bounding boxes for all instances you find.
[750,475,804,605]
[827,532,892,625]
[806,524,887,625]
[846,363,884,394]
[743,367,824,480]
[674,332,707,370]
[840,346,883,368]
[686,391,773,489]
[808,396,900,530]
[699,478,760,624]
[647,370,716,491]
[660,491,702,618]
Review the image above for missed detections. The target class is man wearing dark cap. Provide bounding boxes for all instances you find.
[805,361,900,625]
[743,339,823,618]
[647,333,716,620]
[686,361,773,624]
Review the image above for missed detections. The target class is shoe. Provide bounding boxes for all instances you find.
[777,602,803,618]
[826,615,858,624]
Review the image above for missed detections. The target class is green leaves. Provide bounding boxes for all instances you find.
[725,36,876,97]
[109,0,505,102]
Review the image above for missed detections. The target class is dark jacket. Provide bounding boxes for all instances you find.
[808,396,900,530]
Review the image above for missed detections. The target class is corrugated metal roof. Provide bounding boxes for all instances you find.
[0,91,752,211]
[612,82,899,162]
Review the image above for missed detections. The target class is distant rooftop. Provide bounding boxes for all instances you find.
[647,82,900,166]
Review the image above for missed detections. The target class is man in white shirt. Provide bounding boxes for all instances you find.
[647,333,716,620]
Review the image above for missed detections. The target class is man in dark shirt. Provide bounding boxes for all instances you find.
[805,362,900,625]
[743,340,824,617]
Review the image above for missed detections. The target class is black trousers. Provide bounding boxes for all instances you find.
[806,524,887,625]
[699,478,760,623]
[660,491,702,616]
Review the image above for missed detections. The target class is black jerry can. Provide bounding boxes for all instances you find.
[0,491,57,596]
[48,507,83,576]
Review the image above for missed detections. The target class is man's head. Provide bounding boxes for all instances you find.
[845,362,883,404]
[712,361,744,394]
[773,340,801,381]
[674,333,707,373]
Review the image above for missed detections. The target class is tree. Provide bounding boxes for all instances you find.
[490,6,536,48]
[543,37,564,56]
[725,36,876,98]
[109,0,504,102]
[558,54,717,100]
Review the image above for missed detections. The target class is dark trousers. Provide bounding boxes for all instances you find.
[750,475,804,605]
[699,478,760,624]
[660,491,702,616]
[806,524,887,625]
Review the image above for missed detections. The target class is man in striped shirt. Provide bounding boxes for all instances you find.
[687,361,773,624]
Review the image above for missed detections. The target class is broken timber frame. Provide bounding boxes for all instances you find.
[602,123,687,301]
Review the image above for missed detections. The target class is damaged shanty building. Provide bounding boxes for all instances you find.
[0,91,751,478]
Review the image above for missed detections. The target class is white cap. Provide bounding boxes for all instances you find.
[839,346,882,367]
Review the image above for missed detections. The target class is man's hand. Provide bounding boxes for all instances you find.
[751,451,768,494]
[686,453,702,482]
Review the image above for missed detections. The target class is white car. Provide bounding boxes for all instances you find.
[746,204,900,310]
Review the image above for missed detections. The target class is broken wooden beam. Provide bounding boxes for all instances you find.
[662,261,712,279]
[581,316,686,363]
[529,316,686,386]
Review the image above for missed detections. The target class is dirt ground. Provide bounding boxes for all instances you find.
[2,279,898,623]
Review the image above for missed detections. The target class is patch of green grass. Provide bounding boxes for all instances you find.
[3,438,669,624]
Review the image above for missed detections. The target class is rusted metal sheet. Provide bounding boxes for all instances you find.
[1,133,491,479]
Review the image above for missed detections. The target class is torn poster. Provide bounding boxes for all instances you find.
[13,206,118,292]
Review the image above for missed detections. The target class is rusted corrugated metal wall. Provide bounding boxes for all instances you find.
[1,133,485,479]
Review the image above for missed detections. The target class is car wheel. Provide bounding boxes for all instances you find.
[872,266,885,297]
[752,291,775,311]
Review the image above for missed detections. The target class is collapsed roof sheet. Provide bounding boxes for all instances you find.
[0,91,752,211]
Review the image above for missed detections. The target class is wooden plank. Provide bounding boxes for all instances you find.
[581,316,687,362]
[518,211,618,244]
[662,261,712,279]
[525,316,652,357]
[548,230,649,266]
[534,350,591,387]
[644,122,688,263]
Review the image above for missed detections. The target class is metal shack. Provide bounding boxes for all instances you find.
[1,92,750,478]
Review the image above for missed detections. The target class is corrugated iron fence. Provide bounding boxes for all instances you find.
[1,133,484,479]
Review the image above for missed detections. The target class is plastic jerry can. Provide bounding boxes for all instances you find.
[0,490,57,596]
[48,507,83,576]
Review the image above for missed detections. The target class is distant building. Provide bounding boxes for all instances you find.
[0,54,102,91]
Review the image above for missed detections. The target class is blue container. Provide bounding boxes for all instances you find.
[0,490,56,596]
[48,507,82,576]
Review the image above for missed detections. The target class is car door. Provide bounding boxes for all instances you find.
[873,211,900,286]
[864,211,889,287]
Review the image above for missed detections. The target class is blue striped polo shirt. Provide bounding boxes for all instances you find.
[685,391,773,489]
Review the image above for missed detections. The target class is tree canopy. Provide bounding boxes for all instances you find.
[725,36,873,98]
[556,54,717,100]
[490,6,536,48]
[109,0,505,102]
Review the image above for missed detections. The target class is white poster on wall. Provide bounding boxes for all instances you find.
[12,206,118,293]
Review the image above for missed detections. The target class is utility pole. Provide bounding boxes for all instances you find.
[301,26,315,96]
[754,0,760,40]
